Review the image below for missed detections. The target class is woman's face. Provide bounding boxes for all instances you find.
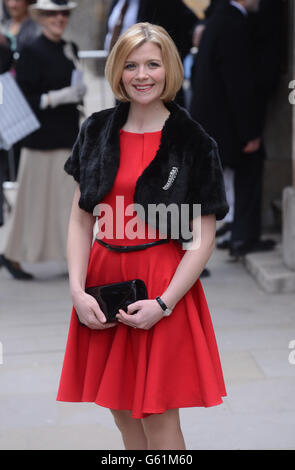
[121,41,166,106]
[5,0,28,21]
[39,11,70,41]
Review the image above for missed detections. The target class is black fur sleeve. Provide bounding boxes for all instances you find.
[64,119,87,183]
[192,138,229,221]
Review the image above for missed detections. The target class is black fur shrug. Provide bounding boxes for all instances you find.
[64,101,229,242]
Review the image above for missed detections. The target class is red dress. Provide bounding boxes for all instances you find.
[57,130,226,419]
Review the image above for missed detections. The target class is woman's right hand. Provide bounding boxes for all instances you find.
[72,290,117,330]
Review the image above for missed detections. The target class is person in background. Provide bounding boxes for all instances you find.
[197,0,283,249]
[0,0,86,279]
[190,0,278,259]
[1,0,40,54]
[226,0,282,257]
[1,0,41,178]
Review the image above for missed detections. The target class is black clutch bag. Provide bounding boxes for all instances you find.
[84,279,148,323]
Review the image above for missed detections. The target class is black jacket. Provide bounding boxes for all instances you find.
[247,0,283,133]
[107,0,198,60]
[190,3,259,167]
[0,43,13,73]
[202,0,283,136]
[15,34,80,150]
[64,101,228,242]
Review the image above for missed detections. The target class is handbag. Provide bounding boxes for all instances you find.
[0,72,40,150]
[84,279,148,323]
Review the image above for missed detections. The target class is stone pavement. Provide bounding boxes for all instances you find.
[1,70,295,450]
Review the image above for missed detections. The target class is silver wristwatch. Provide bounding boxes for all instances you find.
[155,296,173,317]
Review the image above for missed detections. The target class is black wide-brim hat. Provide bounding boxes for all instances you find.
[30,0,77,11]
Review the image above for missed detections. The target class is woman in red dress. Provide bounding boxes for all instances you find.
[57,22,229,450]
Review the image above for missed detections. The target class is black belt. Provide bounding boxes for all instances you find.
[96,238,169,252]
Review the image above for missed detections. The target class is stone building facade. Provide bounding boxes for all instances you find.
[65,0,112,51]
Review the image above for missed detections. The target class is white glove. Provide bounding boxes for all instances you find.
[41,83,87,109]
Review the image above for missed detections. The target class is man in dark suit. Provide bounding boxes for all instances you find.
[105,0,198,59]
[247,0,282,136]
[190,0,278,258]
[105,0,199,106]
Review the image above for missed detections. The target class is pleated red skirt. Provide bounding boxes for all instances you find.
[56,130,226,419]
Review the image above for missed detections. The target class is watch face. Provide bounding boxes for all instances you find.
[164,308,172,316]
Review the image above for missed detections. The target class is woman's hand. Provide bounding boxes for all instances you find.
[243,137,261,153]
[72,290,117,330]
[192,24,206,47]
[116,299,164,330]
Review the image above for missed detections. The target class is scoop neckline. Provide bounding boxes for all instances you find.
[120,129,162,135]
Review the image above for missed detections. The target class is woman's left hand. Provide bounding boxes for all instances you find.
[116,299,164,330]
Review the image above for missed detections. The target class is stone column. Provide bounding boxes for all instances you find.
[282,0,295,270]
[64,0,112,74]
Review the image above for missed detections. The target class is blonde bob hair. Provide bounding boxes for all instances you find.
[105,22,184,103]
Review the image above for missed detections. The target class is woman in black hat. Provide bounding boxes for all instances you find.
[0,0,40,225]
